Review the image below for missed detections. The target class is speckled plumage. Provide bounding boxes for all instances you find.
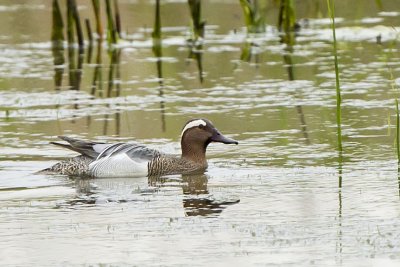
[42,118,238,178]
[147,156,207,176]
[42,155,93,176]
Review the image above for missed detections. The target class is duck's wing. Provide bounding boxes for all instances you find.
[89,143,163,178]
[51,136,111,159]
[96,143,162,162]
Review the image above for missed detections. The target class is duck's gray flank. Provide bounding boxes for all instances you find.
[42,118,238,177]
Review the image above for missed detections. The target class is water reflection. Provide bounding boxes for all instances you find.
[51,0,64,90]
[279,10,310,145]
[67,46,84,91]
[91,40,103,96]
[103,48,122,135]
[398,164,400,198]
[64,174,239,217]
[152,0,166,132]
[187,42,204,83]
[52,46,64,90]
[336,151,343,263]
[149,174,240,217]
[240,40,260,65]
[181,174,240,217]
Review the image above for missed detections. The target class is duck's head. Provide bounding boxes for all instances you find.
[180,119,238,160]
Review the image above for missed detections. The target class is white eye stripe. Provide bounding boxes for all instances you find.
[181,119,207,136]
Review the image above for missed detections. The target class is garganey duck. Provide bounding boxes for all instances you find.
[43,119,238,177]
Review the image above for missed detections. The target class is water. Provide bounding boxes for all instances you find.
[1,1,400,266]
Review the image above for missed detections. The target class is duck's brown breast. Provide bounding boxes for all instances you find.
[148,155,207,176]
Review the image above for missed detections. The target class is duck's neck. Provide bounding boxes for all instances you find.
[181,142,208,166]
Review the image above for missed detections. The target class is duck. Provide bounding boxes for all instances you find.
[42,118,238,178]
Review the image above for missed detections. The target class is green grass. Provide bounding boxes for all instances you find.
[239,0,265,33]
[327,0,342,154]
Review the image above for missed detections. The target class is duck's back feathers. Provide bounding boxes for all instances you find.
[96,143,162,162]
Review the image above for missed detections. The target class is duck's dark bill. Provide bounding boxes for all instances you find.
[211,132,238,145]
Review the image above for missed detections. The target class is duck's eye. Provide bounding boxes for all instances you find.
[198,124,205,130]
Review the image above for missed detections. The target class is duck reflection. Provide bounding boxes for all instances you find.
[149,173,240,217]
[64,173,239,217]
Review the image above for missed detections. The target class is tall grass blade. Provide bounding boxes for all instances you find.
[278,0,296,46]
[66,0,75,45]
[114,0,122,37]
[91,0,103,40]
[239,0,265,33]
[152,0,163,84]
[188,0,205,40]
[70,0,84,52]
[51,0,64,48]
[396,99,400,162]
[105,0,117,45]
[278,0,296,32]
[327,0,342,153]
[85,18,93,43]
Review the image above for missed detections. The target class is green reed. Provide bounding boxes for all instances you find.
[105,0,118,45]
[152,0,163,82]
[66,0,84,52]
[85,19,93,44]
[327,0,342,153]
[51,0,64,48]
[114,0,122,37]
[396,99,400,162]
[91,0,103,40]
[239,0,265,33]
[278,0,295,32]
[278,0,296,52]
[188,0,205,40]
[66,0,75,44]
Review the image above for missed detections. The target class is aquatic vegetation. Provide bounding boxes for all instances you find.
[51,0,64,48]
[239,0,266,33]
[396,99,400,162]
[105,0,118,45]
[187,0,205,41]
[91,0,103,40]
[67,0,84,52]
[278,0,296,46]
[327,0,342,154]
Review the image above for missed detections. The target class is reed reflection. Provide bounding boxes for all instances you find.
[187,42,204,83]
[103,48,122,135]
[51,0,65,90]
[278,1,310,145]
[153,0,166,132]
[67,46,84,91]
[336,150,343,263]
